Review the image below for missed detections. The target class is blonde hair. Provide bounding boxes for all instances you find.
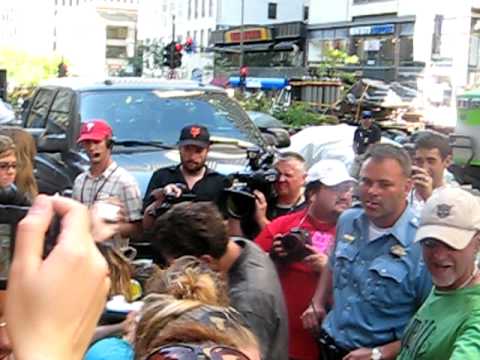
[134,294,258,360]
[145,256,229,306]
[97,244,134,301]
[0,128,38,198]
[0,134,15,157]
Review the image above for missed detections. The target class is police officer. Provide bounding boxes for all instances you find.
[305,144,432,360]
[351,110,381,178]
[142,124,229,230]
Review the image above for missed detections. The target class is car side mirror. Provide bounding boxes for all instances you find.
[264,128,291,148]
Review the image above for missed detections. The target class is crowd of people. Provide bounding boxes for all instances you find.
[0,113,479,360]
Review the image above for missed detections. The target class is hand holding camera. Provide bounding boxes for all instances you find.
[303,245,328,272]
[411,165,433,201]
[270,228,314,264]
[5,195,110,360]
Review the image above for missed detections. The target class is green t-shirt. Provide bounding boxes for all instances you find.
[398,284,480,360]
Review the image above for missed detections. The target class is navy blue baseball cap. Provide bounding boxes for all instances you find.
[361,110,373,119]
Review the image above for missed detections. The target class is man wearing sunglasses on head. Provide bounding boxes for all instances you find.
[398,187,480,360]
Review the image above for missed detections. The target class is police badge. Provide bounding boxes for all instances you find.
[436,204,453,219]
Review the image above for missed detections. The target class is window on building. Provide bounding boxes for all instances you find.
[349,36,395,66]
[309,28,349,62]
[187,30,191,39]
[207,28,212,45]
[106,45,128,59]
[188,0,192,19]
[106,26,129,40]
[194,0,198,18]
[268,3,277,20]
[69,0,72,5]
[201,0,205,17]
[399,22,414,65]
[432,15,443,57]
[470,18,480,67]
[303,6,309,21]
[209,0,213,17]
[193,30,198,43]
[200,29,204,48]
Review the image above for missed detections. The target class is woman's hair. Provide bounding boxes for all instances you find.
[0,135,15,157]
[145,256,229,307]
[0,128,38,198]
[134,294,258,360]
[97,243,134,301]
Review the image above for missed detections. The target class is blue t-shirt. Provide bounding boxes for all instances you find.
[84,337,134,360]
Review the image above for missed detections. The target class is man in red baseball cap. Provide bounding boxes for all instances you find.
[72,119,143,248]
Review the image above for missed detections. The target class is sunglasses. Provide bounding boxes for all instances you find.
[147,344,251,360]
[0,162,16,171]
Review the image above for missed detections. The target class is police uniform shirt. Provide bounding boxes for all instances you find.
[353,124,382,155]
[322,206,432,350]
[143,164,230,210]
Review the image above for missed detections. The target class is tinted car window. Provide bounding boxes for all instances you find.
[46,89,74,134]
[79,90,263,146]
[26,88,56,128]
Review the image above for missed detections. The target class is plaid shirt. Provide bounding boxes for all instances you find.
[73,161,142,247]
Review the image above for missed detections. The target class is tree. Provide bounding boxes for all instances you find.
[311,48,359,82]
[0,48,64,86]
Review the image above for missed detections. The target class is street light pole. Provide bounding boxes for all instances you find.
[239,0,245,68]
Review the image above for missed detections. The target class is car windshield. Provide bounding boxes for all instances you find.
[79,89,263,146]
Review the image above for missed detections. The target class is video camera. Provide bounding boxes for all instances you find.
[0,185,60,289]
[222,148,278,219]
[150,183,197,218]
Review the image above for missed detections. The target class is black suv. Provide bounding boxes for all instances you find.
[22,77,284,196]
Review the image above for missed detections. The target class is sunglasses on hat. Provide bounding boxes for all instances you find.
[147,344,251,360]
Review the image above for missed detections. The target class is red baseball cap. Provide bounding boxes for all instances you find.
[77,119,113,143]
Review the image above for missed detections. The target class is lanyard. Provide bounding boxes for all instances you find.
[80,165,119,205]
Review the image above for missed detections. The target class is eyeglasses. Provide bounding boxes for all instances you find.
[147,344,251,360]
[0,162,16,171]
[328,182,354,193]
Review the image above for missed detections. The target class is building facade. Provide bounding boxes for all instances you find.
[54,0,139,77]
[138,0,308,81]
[307,0,480,106]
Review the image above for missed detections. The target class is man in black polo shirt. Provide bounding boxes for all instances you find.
[143,124,229,229]
[351,110,382,178]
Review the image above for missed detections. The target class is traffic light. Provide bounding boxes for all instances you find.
[173,43,183,69]
[162,42,174,68]
[184,37,194,53]
[162,42,183,69]
[58,62,68,77]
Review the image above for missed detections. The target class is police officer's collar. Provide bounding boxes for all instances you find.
[353,204,418,247]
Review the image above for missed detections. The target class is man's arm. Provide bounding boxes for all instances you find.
[343,341,401,360]
[450,312,480,360]
[118,221,142,239]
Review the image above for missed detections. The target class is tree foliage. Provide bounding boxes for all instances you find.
[0,48,63,86]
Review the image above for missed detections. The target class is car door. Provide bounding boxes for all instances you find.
[27,87,80,194]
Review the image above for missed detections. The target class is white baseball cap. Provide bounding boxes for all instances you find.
[306,159,356,186]
[415,187,480,250]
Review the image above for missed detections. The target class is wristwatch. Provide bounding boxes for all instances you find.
[371,347,383,360]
